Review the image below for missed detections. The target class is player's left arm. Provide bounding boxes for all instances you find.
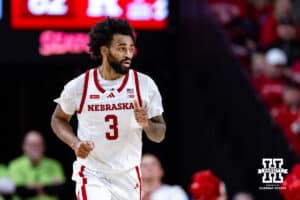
[145,115,166,143]
[133,101,166,143]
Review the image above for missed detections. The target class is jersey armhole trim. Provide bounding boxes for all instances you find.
[77,70,90,114]
[133,70,142,107]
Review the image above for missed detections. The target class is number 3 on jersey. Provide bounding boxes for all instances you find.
[105,114,119,140]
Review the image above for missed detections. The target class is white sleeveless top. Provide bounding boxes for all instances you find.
[55,68,163,173]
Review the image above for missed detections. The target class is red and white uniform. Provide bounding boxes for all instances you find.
[54,68,163,200]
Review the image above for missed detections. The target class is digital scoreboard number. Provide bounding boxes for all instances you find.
[11,0,169,30]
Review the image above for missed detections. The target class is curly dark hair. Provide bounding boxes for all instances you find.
[88,17,135,60]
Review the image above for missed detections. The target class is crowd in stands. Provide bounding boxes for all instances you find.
[207,0,300,199]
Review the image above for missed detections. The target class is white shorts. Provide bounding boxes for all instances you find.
[72,161,142,200]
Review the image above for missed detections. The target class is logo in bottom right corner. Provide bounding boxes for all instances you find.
[257,158,288,190]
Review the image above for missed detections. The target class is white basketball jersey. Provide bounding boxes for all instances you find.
[76,68,145,173]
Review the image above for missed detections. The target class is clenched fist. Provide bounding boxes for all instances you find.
[72,141,95,159]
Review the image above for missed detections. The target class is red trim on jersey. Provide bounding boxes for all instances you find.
[78,70,90,114]
[133,70,142,107]
[117,72,129,92]
[94,68,129,93]
[93,68,105,93]
[79,165,87,200]
[135,166,142,200]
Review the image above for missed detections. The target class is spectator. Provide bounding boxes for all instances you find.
[269,16,300,66]
[250,52,266,78]
[249,0,273,27]
[290,60,300,82]
[247,0,273,54]
[233,191,254,200]
[8,130,66,200]
[189,169,227,200]
[208,0,256,63]
[253,48,288,109]
[141,153,188,200]
[0,164,15,200]
[208,0,249,25]
[260,0,295,49]
[272,77,300,158]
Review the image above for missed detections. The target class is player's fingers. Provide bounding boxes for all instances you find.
[77,147,89,155]
[76,151,88,158]
[78,142,86,150]
[140,111,147,117]
[135,108,145,115]
[75,148,86,155]
[87,141,95,149]
[133,100,140,110]
[82,142,94,151]
[136,111,147,119]
[135,114,143,121]
[138,118,147,123]
[79,142,92,151]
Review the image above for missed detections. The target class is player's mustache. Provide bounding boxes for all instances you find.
[121,58,131,63]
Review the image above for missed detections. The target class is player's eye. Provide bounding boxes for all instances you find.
[118,47,126,52]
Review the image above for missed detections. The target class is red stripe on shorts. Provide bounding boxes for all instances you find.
[79,165,87,200]
[135,166,142,200]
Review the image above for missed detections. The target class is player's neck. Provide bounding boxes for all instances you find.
[99,64,123,80]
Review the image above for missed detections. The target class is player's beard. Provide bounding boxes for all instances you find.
[107,51,130,75]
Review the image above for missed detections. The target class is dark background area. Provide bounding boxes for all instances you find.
[1,0,299,199]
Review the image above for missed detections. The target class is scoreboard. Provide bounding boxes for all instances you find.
[0,0,170,64]
[11,0,169,30]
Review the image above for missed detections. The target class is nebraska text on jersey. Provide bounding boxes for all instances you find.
[87,102,134,111]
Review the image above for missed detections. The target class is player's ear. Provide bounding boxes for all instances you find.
[100,46,108,57]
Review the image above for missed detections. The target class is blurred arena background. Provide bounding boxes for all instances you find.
[1,0,300,199]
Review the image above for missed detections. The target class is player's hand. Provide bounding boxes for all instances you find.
[72,141,95,159]
[133,100,149,128]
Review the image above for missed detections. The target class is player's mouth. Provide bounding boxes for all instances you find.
[122,60,131,68]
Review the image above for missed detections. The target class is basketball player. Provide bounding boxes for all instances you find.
[50,17,166,200]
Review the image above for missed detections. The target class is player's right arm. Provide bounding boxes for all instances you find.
[51,75,94,159]
[51,105,94,158]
